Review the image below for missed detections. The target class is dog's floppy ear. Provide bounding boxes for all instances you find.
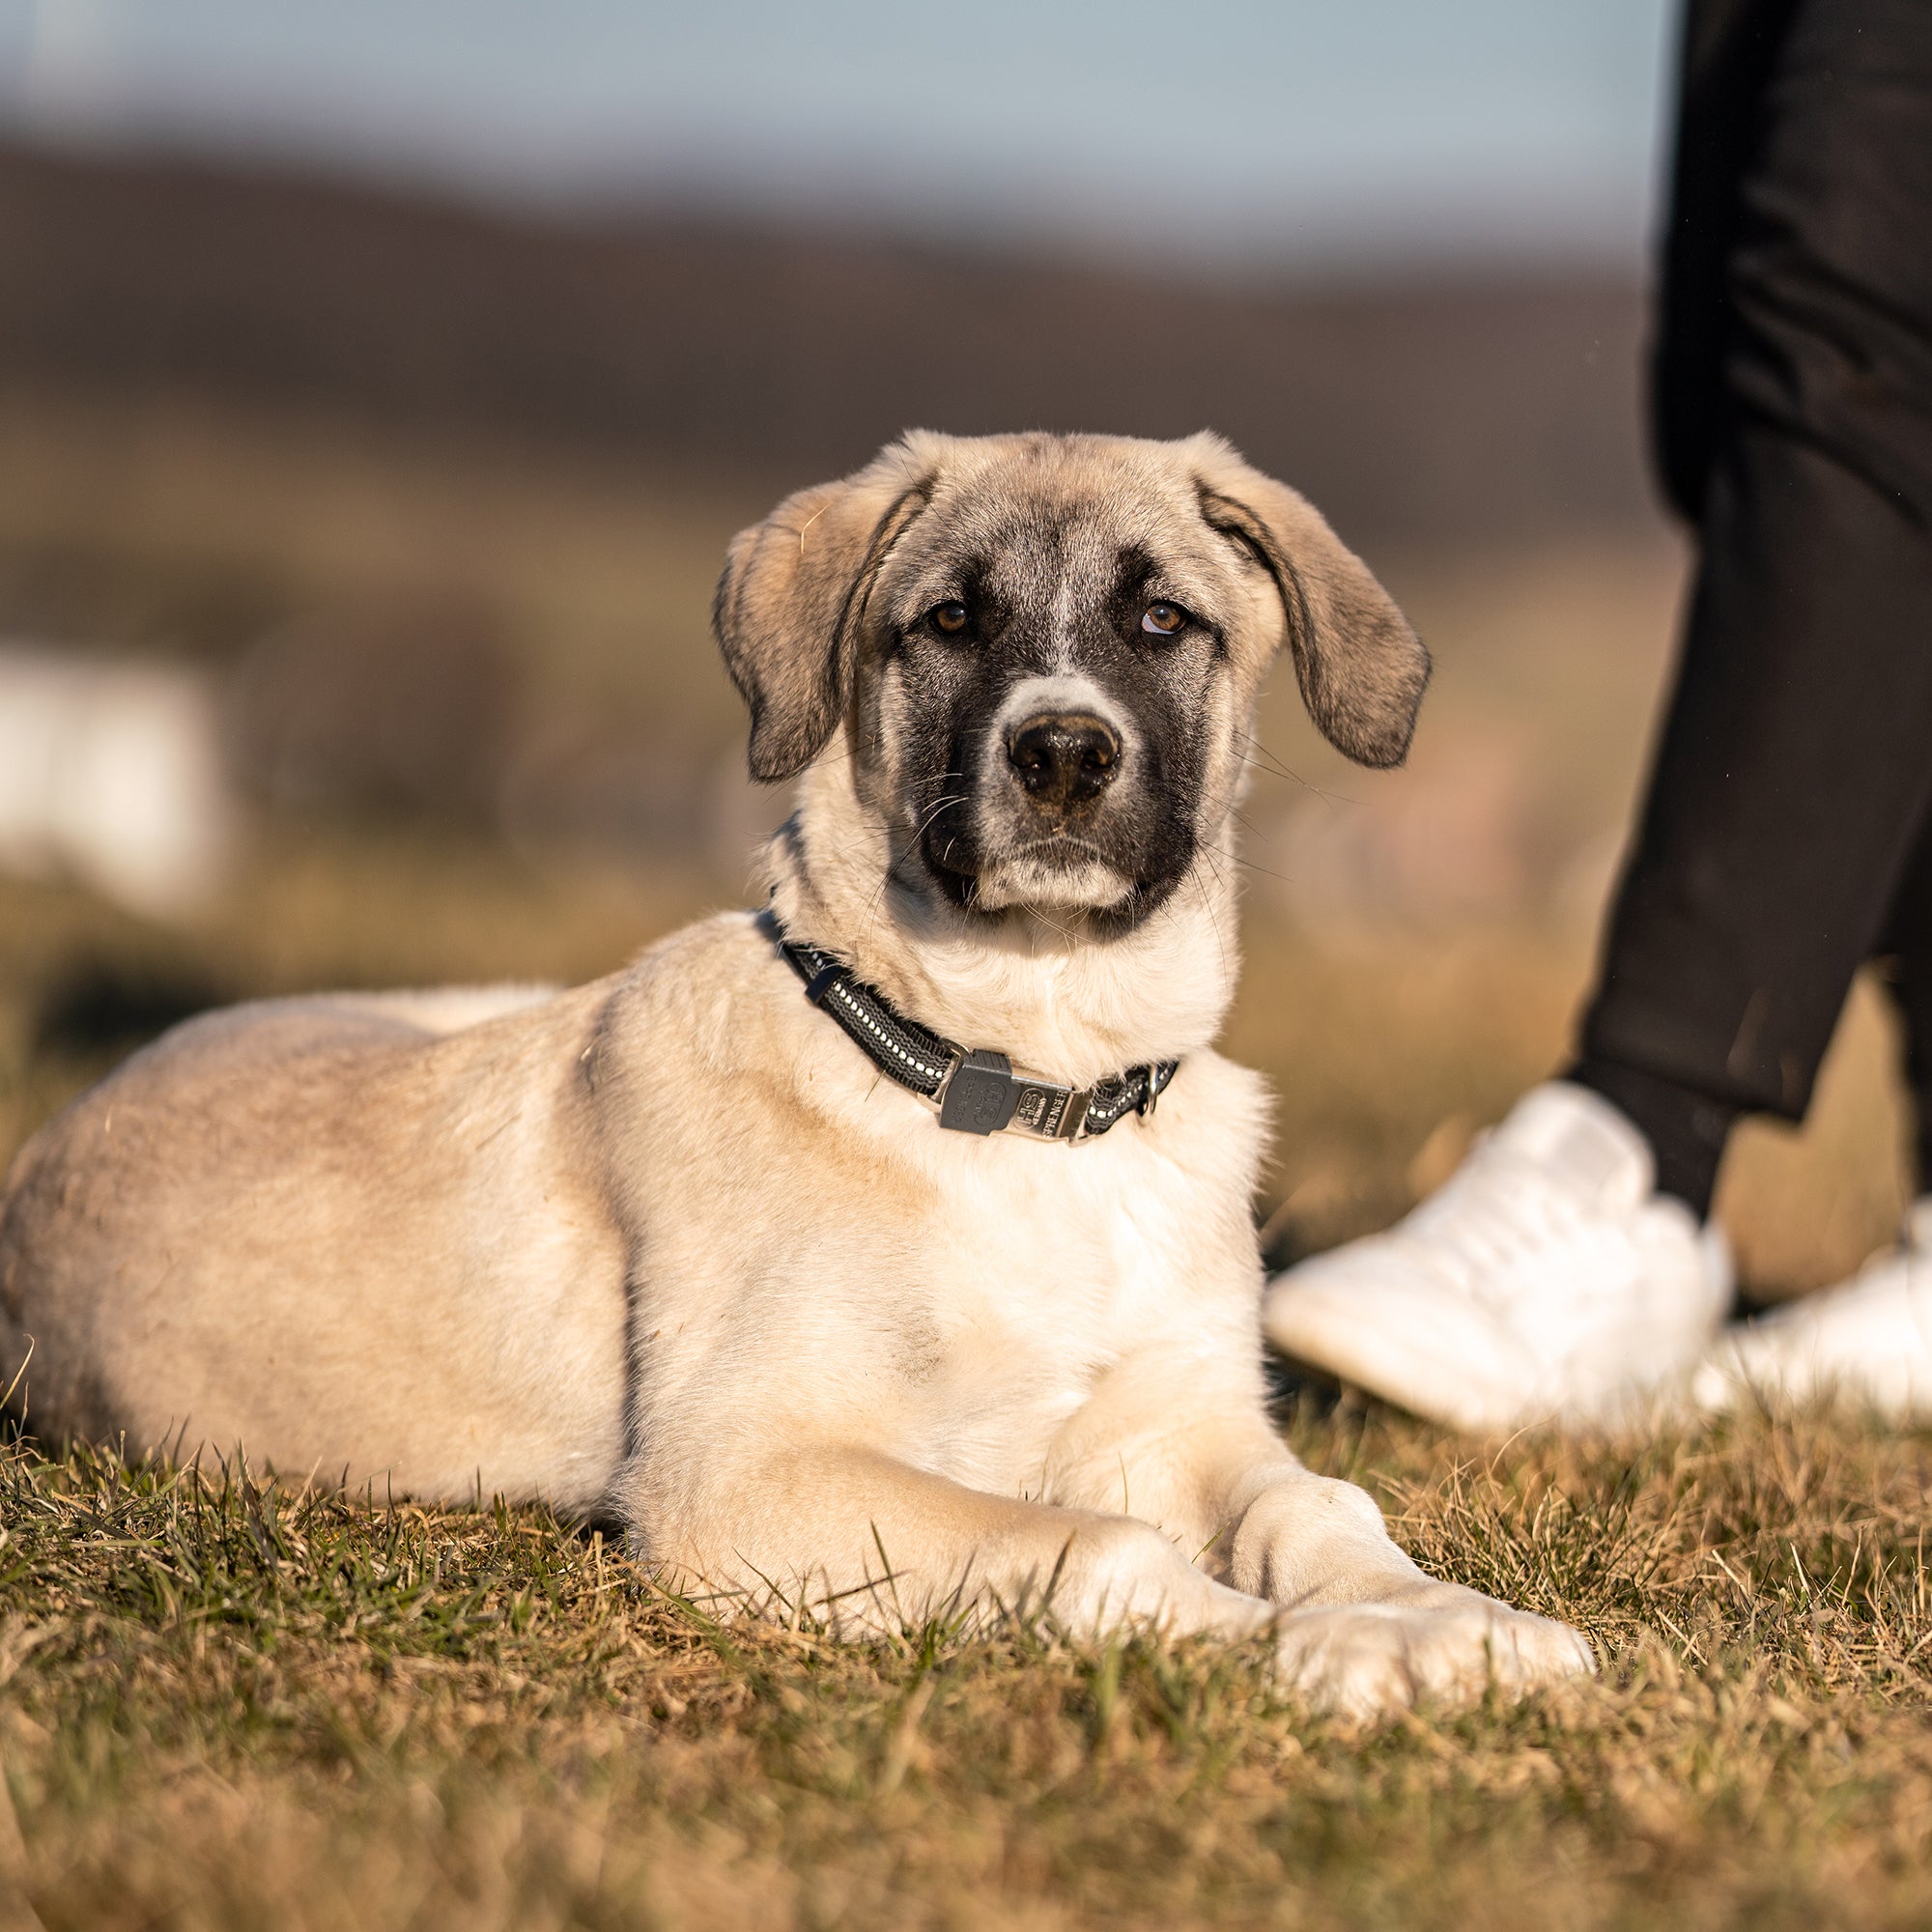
[1189,435,1429,769]
[713,441,937,781]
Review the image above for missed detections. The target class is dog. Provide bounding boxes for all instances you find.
[0,431,1593,1719]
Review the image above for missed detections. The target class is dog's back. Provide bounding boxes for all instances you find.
[0,982,630,1503]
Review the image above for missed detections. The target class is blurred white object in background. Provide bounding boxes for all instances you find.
[0,643,238,919]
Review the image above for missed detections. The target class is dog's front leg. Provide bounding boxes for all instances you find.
[626,1445,1277,1644]
[1215,1451,1599,1719]
[1042,1354,1595,1719]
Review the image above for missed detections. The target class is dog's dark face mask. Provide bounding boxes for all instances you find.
[714,431,1429,934]
[864,493,1230,928]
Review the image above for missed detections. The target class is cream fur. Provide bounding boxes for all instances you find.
[0,433,1593,1720]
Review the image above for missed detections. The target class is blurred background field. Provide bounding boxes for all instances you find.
[0,376,1906,1296]
[0,55,1913,1298]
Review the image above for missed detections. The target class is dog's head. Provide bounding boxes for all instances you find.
[716,431,1427,934]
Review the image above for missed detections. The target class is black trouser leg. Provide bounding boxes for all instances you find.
[1877,810,1932,1196]
[1575,0,1932,1215]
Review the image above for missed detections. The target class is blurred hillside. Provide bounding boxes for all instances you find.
[0,138,1655,547]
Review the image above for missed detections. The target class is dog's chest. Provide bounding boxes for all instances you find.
[888,1144,1202,1492]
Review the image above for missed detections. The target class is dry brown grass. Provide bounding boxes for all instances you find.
[5,1404,1932,1932]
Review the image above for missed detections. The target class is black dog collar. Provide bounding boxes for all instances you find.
[771,923,1178,1142]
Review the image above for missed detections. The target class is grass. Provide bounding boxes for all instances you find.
[5,1405,1932,1931]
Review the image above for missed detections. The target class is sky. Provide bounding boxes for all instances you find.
[0,0,1678,274]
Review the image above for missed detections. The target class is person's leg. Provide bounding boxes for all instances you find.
[1555,0,1799,1219]
[1650,0,1802,527]
[1577,0,1932,1214]
[1877,810,1932,1198]
[1690,801,1932,1417]
[1266,0,1932,1427]
[1562,0,1802,1214]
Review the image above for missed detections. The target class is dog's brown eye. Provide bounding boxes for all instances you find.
[931,601,969,635]
[1142,602,1186,636]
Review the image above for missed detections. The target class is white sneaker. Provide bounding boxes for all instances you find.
[1262,1082,1734,1431]
[1691,1199,1932,1418]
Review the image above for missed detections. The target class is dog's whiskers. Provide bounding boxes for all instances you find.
[853,791,972,952]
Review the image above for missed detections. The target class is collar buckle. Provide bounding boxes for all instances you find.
[935,1049,1091,1140]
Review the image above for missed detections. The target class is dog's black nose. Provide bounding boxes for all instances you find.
[1007,714,1122,810]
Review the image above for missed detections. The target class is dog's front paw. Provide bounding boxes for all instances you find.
[1271,1596,1595,1722]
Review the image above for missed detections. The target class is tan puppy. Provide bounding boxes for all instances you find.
[0,432,1593,1719]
